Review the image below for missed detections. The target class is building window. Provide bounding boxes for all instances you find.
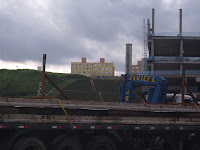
[83,64,85,66]
[87,68,89,70]
[83,71,85,74]
[109,72,111,74]
[76,67,78,70]
[76,64,77,66]
[87,64,89,66]
[83,68,85,70]
[87,71,89,73]
[72,64,74,66]
[102,68,104,70]
[94,64,97,66]
[79,72,81,73]
[109,68,112,70]
[102,64,104,66]
[106,64,108,66]
[94,68,96,70]
[79,64,81,66]
[98,68,100,70]
[72,71,74,73]
[98,64,100,66]
[106,68,108,70]
[79,68,81,70]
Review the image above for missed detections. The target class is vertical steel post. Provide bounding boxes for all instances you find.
[152,8,155,34]
[181,67,185,105]
[41,54,46,97]
[179,9,182,35]
[184,80,198,105]
[147,19,150,34]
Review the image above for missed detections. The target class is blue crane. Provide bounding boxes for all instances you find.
[120,74,168,103]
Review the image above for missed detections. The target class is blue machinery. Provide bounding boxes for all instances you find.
[120,74,168,103]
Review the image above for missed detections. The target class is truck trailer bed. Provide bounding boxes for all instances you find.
[0,97,200,128]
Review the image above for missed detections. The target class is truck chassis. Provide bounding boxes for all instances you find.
[0,98,200,150]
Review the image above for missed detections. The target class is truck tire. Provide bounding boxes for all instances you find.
[12,137,46,150]
[87,135,116,150]
[56,136,82,150]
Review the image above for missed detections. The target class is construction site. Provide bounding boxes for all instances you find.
[1,8,200,150]
[147,9,200,97]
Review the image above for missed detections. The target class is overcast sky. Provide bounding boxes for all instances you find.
[0,0,200,74]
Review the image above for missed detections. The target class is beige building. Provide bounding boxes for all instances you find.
[71,58,115,77]
[132,61,142,74]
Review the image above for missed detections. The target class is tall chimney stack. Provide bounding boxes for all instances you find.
[152,8,155,33]
[179,9,182,35]
[147,19,150,35]
[125,44,132,74]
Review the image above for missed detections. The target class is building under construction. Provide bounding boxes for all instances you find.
[147,9,200,96]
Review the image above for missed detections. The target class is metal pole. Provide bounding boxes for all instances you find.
[45,73,70,100]
[181,67,185,105]
[184,80,198,105]
[114,75,125,85]
[179,9,182,35]
[152,8,155,34]
[41,54,46,97]
[147,19,150,34]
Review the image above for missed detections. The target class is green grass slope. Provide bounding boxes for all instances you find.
[55,79,96,100]
[55,79,121,102]
[0,69,142,103]
[0,69,88,97]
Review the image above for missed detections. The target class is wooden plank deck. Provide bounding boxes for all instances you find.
[0,97,199,113]
[0,114,200,125]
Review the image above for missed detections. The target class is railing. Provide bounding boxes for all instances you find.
[138,70,200,76]
[168,86,197,92]
[149,56,200,62]
[149,32,200,37]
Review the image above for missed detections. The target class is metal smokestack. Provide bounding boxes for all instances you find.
[147,19,150,35]
[125,44,132,74]
[152,8,155,33]
[179,9,182,34]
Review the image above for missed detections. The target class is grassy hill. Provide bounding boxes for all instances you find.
[56,79,100,101]
[0,69,142,103]
[0,69,88,97]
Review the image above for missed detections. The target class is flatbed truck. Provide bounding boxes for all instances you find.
[0,98,200,150]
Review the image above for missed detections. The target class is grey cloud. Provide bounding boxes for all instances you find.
[0,0,200,72]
